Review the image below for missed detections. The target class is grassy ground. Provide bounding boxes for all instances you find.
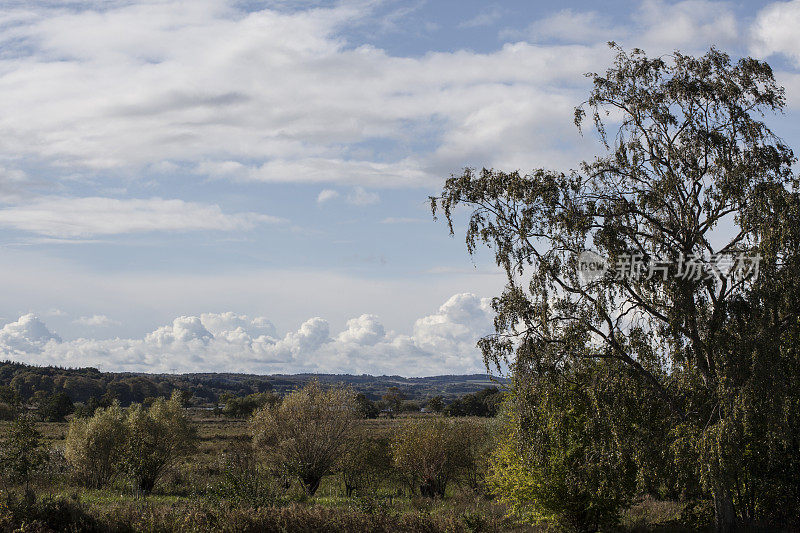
[0,415,691,532]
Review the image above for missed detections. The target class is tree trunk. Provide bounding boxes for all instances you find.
[303,474,322,496]
[713,485,736,533]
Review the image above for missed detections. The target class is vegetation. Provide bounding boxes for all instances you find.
[251,381,359,496]
[433,44,800,531]
[122,392,198,493]
[0,414,47,490]
[65,402,126,488]
[1,45,797,533]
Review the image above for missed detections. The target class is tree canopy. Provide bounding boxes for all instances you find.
[433,45,800,532]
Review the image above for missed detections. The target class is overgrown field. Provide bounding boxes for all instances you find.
[1,413,693,533]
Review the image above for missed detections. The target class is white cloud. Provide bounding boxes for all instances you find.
[633,0,739,52]
[509,1,738,53]
[0,314,61,352]
[317,189,340,204]
[751,0,800,65]
[0,293,496,376]
[336,314,385,345]
[346,186,380,206]
[505,9,624,44]
[0,197,282,237]
[0,1,614,192]
[74,314,119,327]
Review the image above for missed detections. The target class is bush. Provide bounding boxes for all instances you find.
[216,440,279,506]
[64,402,126,488]
[122,391,198,493]
[0,414,47,489]
[391,419,473,498]
[251,381,358,496]
[339,432,393,497]
[488,366,638,532]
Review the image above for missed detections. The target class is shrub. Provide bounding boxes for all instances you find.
[122,391,198,493]
[339,432,393,497]
[64,402,126,488]
[0,414,47,489]
[251,381,358,496]
[488,367,638,532]
[391,419,472,498]
[216,440,278,506]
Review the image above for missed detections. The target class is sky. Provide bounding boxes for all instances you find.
[0,0,799,376]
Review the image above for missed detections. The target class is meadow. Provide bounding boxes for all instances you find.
[0,412,693,533]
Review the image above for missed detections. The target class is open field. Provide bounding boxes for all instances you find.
[1,414,695,533]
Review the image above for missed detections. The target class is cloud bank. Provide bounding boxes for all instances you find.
[0,293,496,376]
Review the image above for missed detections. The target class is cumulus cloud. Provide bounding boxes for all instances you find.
[510,1,738,53]
[0,197,282,237]
[0,293,496,376]
[0,314,61,352]
[336,314,386,345]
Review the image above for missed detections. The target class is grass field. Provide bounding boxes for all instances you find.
[0,414,693,532]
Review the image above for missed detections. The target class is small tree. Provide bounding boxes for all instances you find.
[382,386,404,414]
[391,419,471,498]
[251,381,358,496]
[426,396,444,413]
[0,414,46,489]
[338,432,393,497]
[39,391,74,422]
[122,392,197,493]
[64,402,126,488]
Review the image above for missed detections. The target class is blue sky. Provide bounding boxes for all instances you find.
[0,0,798,375]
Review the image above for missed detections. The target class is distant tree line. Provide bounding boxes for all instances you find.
[0,361,505,422]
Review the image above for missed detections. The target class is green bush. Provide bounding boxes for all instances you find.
[339,432,393,497]
[391,419,473,498]
[251,381,358,496]
[122,391,198,493]
[0,414,47,489]
[488,365,638,532]
[64,402,126,488]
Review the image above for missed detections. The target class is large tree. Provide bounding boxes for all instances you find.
[432,45,800,531]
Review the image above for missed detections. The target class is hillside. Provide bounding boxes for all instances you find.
[0,360,507,407]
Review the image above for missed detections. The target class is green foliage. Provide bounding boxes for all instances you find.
[489,365,638,532]
[339,432,393,498]
[39,391,74,422]
[0,414,47,488]
[0,385,20,421]
[354,392,379,418]
[64,402,126,488]
[444,387,503,417]
[433,44,800,531]
[391,419,475,498]
[382,386,405,414]
[426,395,444,413]
[221,391,280,418]
[251,381,358,496]
[216,440,278,506]
[122,391,198,493]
